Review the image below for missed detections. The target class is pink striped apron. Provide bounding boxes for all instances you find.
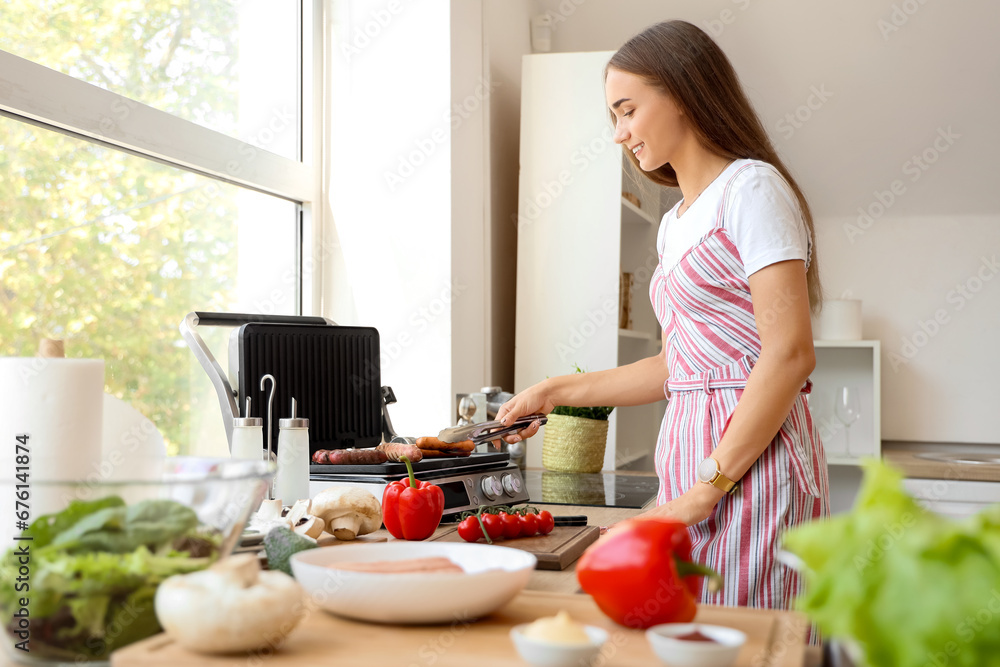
[649,163,830,611]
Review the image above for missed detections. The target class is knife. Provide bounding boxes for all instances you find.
[437,414,547,444]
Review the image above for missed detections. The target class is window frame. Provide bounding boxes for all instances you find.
[0,0,324,314]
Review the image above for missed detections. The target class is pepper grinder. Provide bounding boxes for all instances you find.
[274,397,310,504]
[231,396,264,461]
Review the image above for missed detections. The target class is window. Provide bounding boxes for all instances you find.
[0,1,319,456]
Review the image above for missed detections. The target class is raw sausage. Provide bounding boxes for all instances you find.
[326,556,463,574]
[317,448,388,465]
[415,437,475,452]
[376,442,423,463]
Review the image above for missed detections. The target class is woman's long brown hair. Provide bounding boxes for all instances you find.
[607,20,822,311]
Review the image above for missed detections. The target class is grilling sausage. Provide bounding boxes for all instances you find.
[376,442,423,463]
[311,450,329,464]
[315,448,388,465]
[415,437,476,452]
[418,448,473,458]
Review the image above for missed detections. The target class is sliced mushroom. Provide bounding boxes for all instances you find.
[293,515,325,539]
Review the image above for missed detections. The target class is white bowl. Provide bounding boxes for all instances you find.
[290,541,536,624]
[646,623,746,667]
[510,624,608,667]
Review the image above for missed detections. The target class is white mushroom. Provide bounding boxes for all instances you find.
[154,554,307,654]
[310,487,382,540]
[293,515,325,539]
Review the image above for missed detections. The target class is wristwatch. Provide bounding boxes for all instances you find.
[697,456,738,494]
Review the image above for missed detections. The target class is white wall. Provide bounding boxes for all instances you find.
[323,1,489,437]
[484,0,533,391]
[506,0,1000,444]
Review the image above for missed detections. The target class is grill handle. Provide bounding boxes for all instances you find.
[179,311,336,449]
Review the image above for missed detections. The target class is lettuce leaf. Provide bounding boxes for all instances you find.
[784,460,1000,667]
[0,495,217,660]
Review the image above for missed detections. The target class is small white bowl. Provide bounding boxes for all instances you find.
[291,541,536,624]
[646,623,746,667]
[510,624,609,667]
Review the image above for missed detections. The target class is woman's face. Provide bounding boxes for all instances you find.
[605,67,689,171]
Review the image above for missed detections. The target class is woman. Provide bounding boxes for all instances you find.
[497,20,829,611]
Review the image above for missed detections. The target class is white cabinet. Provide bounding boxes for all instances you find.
[514,51,668,471]
[810,340,882,465]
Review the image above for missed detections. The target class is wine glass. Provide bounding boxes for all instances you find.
[835,386,862,458]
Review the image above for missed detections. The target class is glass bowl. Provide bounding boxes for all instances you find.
[0,457,273,665]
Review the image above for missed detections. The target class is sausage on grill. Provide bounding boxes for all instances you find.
[376,442,423,463]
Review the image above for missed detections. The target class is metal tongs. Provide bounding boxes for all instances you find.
[437,414,548,444]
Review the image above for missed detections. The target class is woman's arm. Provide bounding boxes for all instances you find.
[641,259,815,524]
[495,329,670,440]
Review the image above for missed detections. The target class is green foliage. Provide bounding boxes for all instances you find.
[550,364,615,421]
[0,1,247,455]
[784,460,1000,667]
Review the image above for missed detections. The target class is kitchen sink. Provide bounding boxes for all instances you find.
[913,452,1000,466]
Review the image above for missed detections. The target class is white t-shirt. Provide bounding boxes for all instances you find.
[656,159,812,278]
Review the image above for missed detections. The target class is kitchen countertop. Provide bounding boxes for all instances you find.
[882,440,1000,482]
[108,501,821,667]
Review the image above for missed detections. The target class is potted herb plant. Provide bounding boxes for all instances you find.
[541,365,615,474]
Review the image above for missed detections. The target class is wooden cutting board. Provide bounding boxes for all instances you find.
[430,525,600,570]
[110,590,808,667]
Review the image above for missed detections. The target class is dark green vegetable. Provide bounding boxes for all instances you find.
[264,525,318,576]
[784,460,1000,667]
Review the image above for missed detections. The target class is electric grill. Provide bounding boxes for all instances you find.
[180,312,528,516]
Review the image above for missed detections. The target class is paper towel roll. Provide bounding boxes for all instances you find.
[0,357,105,541]
[818,299,863,340]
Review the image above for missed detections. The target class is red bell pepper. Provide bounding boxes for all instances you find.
[381,455,445,541]
[576,518,722,629]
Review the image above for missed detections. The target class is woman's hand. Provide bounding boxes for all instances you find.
[493,380,557,443]
[636,484,725,527]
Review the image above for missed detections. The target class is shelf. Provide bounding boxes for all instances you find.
[619,328,655,341]
[813,339,880,348]
[621,197,657,226]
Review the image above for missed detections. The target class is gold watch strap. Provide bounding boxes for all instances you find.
[708,470,737,494]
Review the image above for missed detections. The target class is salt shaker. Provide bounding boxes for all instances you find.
[274,397,310,503]
[231,396,264,461]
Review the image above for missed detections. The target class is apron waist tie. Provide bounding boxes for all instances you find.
[666,356,812,395]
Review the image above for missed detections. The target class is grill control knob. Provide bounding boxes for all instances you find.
[480,475,502,500]
[501,473,521,497]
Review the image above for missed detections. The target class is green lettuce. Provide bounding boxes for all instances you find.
[784,460,1000,667]
[0,496,219,661]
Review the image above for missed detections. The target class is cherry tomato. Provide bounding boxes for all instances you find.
[457,516,482,542]
[481,513,504,541]
[499,511,522,539]
[536,510,555,535]
[519,512,538,537]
